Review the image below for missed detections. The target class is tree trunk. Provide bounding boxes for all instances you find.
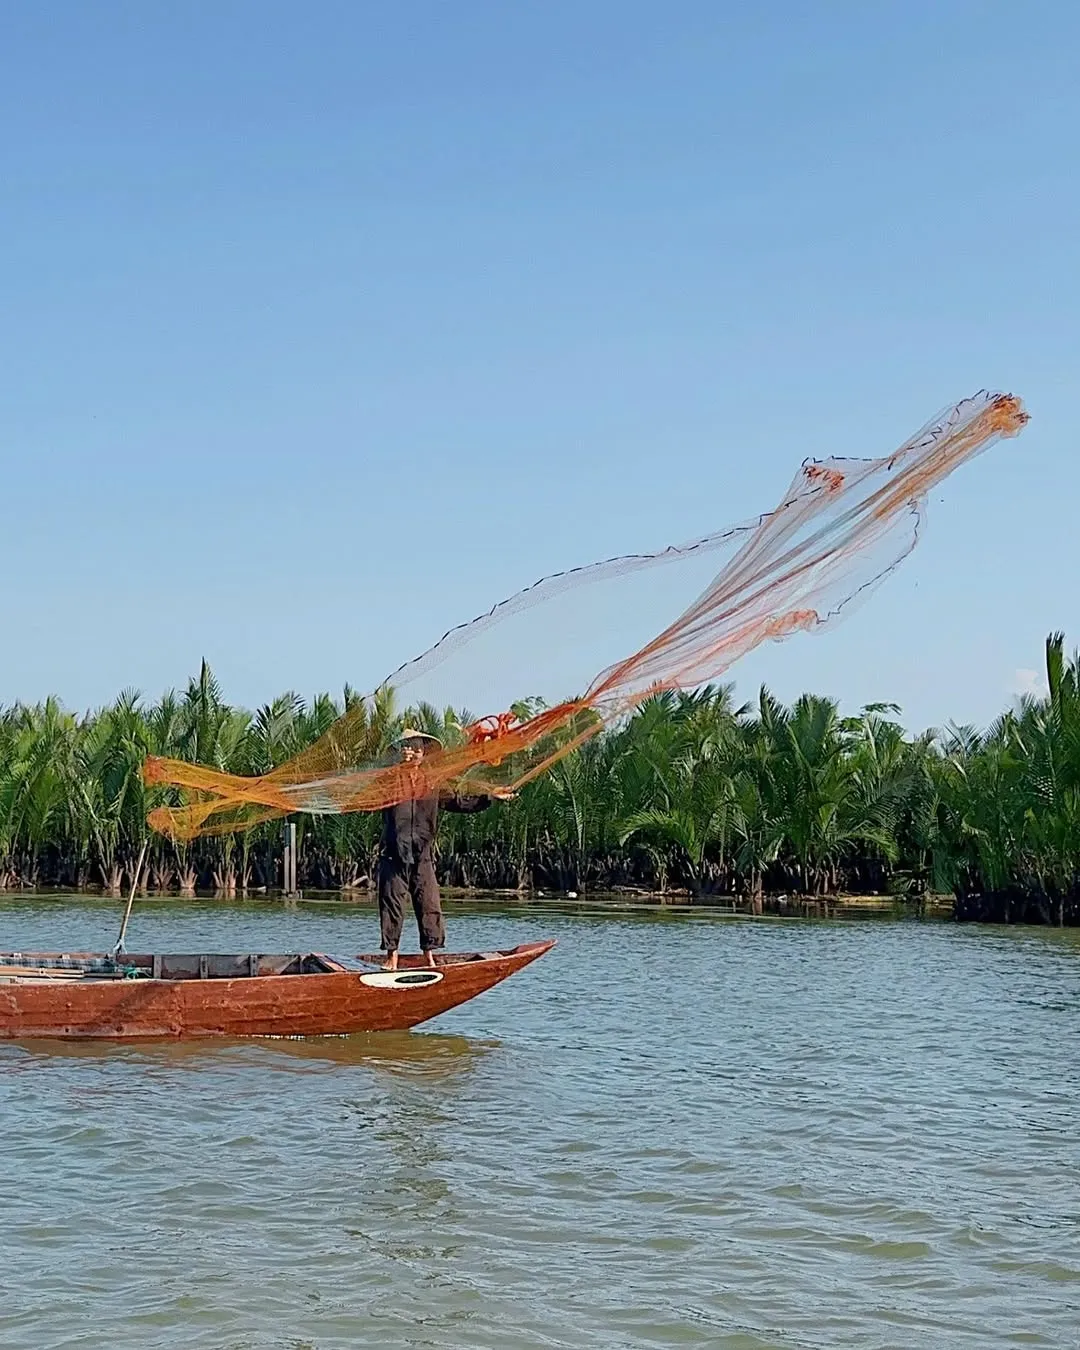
[150,860,175,893]
[212,863,237,897]
[123,855,148,895]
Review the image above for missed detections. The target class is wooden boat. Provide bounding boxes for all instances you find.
[0,940,555,1041]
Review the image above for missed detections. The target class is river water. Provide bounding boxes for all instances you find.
[0,895,1077,1349]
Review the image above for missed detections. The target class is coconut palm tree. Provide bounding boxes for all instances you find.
[76,690,154,893]
[0,699,80,889]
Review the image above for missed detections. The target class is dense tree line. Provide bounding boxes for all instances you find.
[3,636,1080,924]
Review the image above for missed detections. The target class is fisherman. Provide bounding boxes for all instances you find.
[379,728,513,970]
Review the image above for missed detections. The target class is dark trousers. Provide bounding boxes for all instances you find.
[377,854,445,952]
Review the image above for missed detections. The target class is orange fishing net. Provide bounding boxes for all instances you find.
[145,391,1028,839]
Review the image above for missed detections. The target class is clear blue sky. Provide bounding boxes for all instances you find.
[2,1,1076,733]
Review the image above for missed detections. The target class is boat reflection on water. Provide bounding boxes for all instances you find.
[0,1029,497,1083]
[248,1028,497,1080]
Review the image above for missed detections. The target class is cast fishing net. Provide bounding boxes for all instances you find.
[144,391,1028,839]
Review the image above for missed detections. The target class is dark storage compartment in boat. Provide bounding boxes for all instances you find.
[152,953,338,980]
[0,952,346,982]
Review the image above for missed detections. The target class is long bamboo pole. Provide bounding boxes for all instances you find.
[114,840,149,956]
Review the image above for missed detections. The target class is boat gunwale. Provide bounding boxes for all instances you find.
[0,940,555,984]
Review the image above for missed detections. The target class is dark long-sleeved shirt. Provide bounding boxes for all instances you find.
[380,789,491,865]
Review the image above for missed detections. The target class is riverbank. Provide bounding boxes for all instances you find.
[0,885,956,921]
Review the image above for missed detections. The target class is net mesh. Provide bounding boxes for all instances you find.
[144,391,1028,840]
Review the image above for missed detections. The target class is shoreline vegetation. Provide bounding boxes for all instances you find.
[3,633,1080,927]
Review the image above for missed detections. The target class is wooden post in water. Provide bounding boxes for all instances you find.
[282,822,298,898]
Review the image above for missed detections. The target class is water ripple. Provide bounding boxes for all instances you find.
[0,897,1078,1347]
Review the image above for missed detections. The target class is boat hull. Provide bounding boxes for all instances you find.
[0,941,554,1040]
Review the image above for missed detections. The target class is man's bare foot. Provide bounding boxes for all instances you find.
[383,951,399,972]
[424,950,437,968]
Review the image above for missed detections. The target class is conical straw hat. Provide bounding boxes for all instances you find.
[395,727,443,746]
